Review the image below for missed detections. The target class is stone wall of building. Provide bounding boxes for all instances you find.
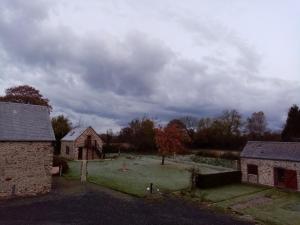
[241,158,300,191]
[60,128,103,160]
[60,141,75,160]
[0,142,53,198]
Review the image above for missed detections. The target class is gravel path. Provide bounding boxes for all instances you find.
[0,178,254,225]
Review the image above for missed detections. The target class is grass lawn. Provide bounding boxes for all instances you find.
[65,154,233,197]
[190,184,300,225]
[193,184,268,202]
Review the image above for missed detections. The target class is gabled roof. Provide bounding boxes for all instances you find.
[241,141,300,162]
[0,102,55,141]
[61,127,89,141]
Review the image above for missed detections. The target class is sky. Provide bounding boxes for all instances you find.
[0,0,299,132]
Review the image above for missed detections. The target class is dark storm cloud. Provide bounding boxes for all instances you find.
[0,0,298,131]
[0,1,172,97]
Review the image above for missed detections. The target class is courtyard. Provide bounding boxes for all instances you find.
[0,178,253,225]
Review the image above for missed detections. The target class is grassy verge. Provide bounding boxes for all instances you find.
[182,184,300,225]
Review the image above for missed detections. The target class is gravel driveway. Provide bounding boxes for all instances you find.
[0,178,254,225]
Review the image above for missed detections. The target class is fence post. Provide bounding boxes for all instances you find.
[81,160,88,183]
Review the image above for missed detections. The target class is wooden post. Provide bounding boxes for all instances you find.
[190,167,196,191]
[81,160,88,183]
[59,165,62,176]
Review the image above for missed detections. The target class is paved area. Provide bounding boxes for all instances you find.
[0,178,254,225]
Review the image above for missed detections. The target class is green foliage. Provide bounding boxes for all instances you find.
[119,117,156,152]
[51,115,72,155]
[52,156,69,173]
[194,110,247,150]
[51,115,72,140]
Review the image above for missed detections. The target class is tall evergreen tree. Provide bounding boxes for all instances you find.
[282,105,300,141]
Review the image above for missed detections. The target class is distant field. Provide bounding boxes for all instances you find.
[65,154,233,197]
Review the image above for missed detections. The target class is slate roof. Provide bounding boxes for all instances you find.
[0,102,55,141]
[61,127,88,141]
[241,141,300,162]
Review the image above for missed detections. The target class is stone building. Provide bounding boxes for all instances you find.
[241,141,300,191]
[0,102,55,198]
[60,127,103,160]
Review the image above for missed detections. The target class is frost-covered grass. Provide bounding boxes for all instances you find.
[65,154,232,197]
[188,184,300,225]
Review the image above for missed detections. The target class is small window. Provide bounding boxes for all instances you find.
[66,146,70,155]
[247,164,258,175]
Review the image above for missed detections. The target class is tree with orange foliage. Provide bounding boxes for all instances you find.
[155,123,190,165]
[0,85,52,110]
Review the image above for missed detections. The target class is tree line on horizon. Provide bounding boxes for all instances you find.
[1,85,300,154]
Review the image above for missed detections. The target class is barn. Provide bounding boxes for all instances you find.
[241,141,300,191]
[60,127,103,160]
[0,102,55,198]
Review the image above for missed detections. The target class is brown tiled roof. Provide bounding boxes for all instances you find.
[241,141,300,162]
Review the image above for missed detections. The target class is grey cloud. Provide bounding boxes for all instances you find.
[0,0,299,132]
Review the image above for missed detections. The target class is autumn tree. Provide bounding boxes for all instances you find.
[167,119,191,147]
[282,105,300,141]
[51,115,72,154]
[0,85,52,110]
[246,111,267,140]
[155,124,190,165]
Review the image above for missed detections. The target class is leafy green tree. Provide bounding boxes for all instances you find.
[51,115,72,154]
[119,117,156,151]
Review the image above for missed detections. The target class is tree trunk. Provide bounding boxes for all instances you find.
[161,155,165,165]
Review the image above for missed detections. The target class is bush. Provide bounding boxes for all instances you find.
[221,152,239,160]
[196,151,218,158]
[53,156,69,173]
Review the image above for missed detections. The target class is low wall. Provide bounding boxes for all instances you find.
[196,171,242,188]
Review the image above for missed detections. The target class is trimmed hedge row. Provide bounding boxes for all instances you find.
[195,171,241,188]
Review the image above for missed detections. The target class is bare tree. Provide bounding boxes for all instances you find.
[246,111,267,138]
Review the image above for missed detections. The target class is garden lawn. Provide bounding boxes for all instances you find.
[192,184,300,225]
[65,155,232,197]
[194,184,268,202]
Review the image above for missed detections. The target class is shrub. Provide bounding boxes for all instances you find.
[221,152,239,160]
[53,156,69,173]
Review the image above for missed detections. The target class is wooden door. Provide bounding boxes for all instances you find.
[284,169,298,190]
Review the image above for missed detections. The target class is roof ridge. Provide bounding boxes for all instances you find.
[0,101,48,109]
[247,141,300,144]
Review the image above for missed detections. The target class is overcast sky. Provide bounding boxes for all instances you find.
[0,0,299,132]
